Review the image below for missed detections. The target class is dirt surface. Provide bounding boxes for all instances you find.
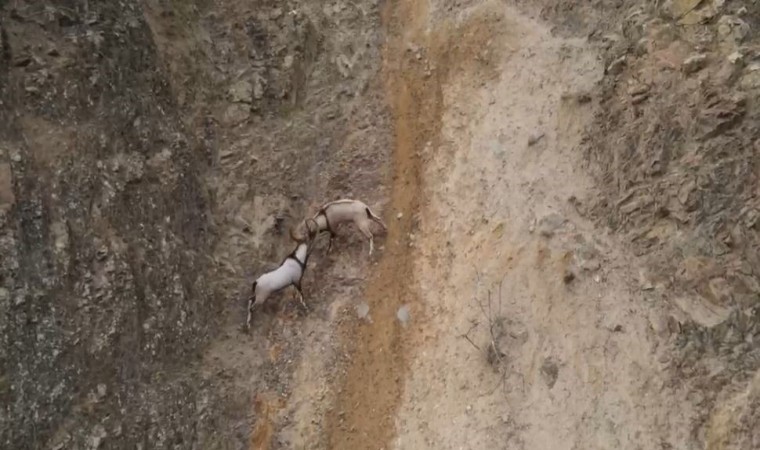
[323,0,434,447]
[360,1,689,448]
[6,0,760,449]
[329,0,760,448]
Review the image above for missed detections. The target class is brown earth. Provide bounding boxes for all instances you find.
[5,0,760,449]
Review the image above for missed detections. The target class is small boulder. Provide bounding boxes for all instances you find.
[396,305,410,327]
[606,55,627,75]
[228,80,253,104]
[540,358,559,389]
[537,213,565,238]
[356,302,370,320]
[717,15,749,47]
[739,64,760,90]
[222,104,250,126]
[682,54,707,74]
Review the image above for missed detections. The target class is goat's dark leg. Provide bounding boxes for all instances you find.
[245,298,254,331]
[357,221,374,256]
[294,282,309,312]
[325,231,336,254]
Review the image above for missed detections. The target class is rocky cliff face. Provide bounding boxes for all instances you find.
[0,0,390,448]
[537,1,760,447]
[0,2,227,448]
[6,0,760,449]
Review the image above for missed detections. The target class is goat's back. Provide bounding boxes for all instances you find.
[318,199,367,224]
[256,259,303,295]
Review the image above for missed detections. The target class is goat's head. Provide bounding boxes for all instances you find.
[290,218,318,243]
[290,223,307,243]
[290,221,314,244]
[305,218,319,237]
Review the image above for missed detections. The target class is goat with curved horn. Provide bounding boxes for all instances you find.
[291,198,387,256]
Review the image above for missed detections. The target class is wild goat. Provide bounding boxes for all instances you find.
[245,229,313,330]
[292,199,388,256]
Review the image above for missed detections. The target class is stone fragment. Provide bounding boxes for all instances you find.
[606,55,627,75]
[228,80,253,104]
[396,305,410,326]
[222,104,250,126]
[527,132,544,146]
[537,213,565,237]
[0,163,13,210]
[356,302,370,320]
[717,15,749,46]
[739,64,760,90]
[682,53,707,74]
[540,358,559,388]
[728,51,743,65]
[89,424,107,449]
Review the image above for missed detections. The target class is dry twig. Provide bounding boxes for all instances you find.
[461,269,513,396]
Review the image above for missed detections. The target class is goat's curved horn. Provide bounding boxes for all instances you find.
[305,218,318,235]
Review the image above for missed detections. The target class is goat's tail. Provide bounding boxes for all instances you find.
[365,207,387,231]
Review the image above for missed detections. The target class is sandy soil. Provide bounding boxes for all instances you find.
[167,1,755,449]
[327,1,698,449]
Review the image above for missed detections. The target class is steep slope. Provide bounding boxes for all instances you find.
[5,0,760,449]
[328,0,760,449]
[0,2,223,448]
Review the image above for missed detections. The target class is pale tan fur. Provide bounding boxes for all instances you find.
[291,199,387,255]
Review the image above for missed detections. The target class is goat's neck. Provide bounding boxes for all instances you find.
[313,214,329,231]
[293,243,309,264]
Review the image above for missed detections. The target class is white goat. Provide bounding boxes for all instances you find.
[246,234,311,329]
[293,198,388,256]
